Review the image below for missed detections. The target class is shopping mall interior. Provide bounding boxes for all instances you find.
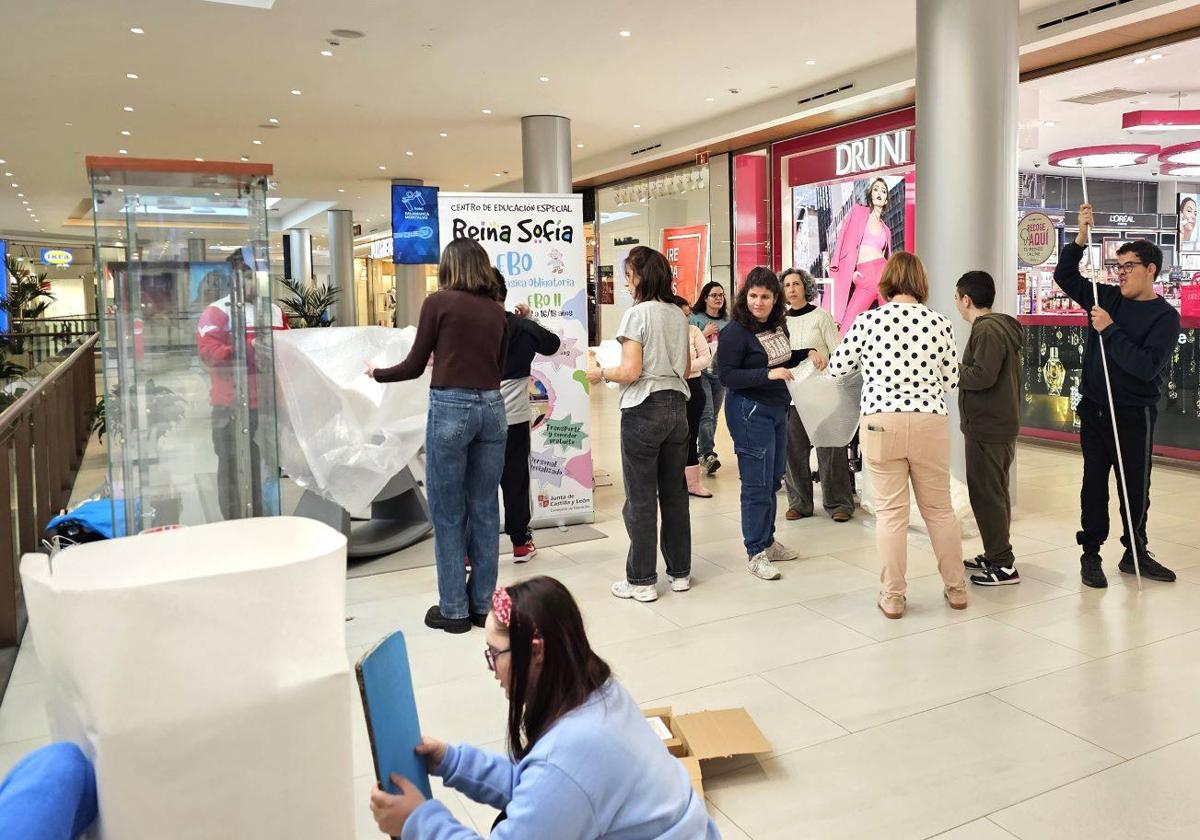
[3,1,1200,838]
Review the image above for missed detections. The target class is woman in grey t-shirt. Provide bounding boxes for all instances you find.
[587,246,692,603]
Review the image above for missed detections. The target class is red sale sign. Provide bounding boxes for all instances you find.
[661,224,709,305]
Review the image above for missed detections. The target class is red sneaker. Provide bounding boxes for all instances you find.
[512,543,537,563]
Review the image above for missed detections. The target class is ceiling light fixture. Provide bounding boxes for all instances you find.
[577,143,584,148]
[405,150,414,156]
[481,108,492,114]
[633,123,641,128]
[130,26,144,34]
[123,105,134,112]
[3,172,10,177]
[291,89,302,95]
[1133,56,1147,65]
[16,193,22,197]
[118,150,128,155]
[121,130,131,136]
[126,73,139,79]
[268,117,279,124]
[619,30,631,37]
[538,75,550,82]
[337,187,345,192]
[10,183,17,187]
[1159,139,1200,166]
[252,139,263,145]
[1047,143,1159,168]
[240,155,249,162]
[439,132,448,137]
[1151,53,1164,60]
[320,50,333,57]
[464,183,470,188]
[805,59,817,65]
[705,96,715,102]
[1123,109,1200,132]
[195,157,204,162]
[378,165,387,170]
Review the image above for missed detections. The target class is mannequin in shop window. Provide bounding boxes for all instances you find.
[830,177,892,337]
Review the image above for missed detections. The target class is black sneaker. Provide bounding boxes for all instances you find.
[1080,553,1108,589]
[703,454,721,476]
[970,562,1020,586]
[964,554,988,570]
[470,612,488,628]
[424,605,471,634]
[1118,549,1176,583]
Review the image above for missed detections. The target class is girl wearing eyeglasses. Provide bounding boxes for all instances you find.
[369,576,717,839]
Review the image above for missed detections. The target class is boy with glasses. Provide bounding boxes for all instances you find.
[1053,204,1182,587]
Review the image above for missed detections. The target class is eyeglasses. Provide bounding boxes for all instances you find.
[1115,261,1146,274]
[484,645,511,672]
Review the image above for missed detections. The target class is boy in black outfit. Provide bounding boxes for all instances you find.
[955,271,1024,586]
[1053,204,1182,588]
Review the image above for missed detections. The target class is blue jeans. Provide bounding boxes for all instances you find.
[725,390,788,557]
[698,369,725,458]
[425,388,507,619]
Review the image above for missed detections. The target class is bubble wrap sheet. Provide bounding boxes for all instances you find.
[275,326,429,512]
[785,361,864,448]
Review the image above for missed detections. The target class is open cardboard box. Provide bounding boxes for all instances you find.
[643,706,772,798]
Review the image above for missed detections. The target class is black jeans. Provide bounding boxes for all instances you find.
[621,391,691,585]
[685,377,706,467]
[1077,397,1156,555]
[784,406,855,517]
[501,421,533,546]
[965,436,1016,565]
[211,406,262,520]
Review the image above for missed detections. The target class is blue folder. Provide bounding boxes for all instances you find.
[356,632,433,803]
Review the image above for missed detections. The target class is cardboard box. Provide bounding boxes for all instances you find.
[643,706,772,798]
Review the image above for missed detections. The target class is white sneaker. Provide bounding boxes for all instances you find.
[611,580,659,602]
[766,541,799,563]
[747,552,782,580]
[668,575,691,592]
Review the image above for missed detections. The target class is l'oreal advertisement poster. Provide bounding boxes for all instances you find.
[792,174,910,336]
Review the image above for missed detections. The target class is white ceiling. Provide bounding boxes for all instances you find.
[1021,34,1200,180]
[0,0,1144,244]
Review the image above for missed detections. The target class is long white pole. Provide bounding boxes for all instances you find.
[1080,167,1143,590]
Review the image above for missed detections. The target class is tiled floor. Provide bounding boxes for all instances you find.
[4,386,1200,838]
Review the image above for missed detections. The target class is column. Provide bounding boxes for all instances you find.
[916,0,1019,477]
[327,209,357,327]
[286,228,313,283]
[521,115,572,193]
[187,238,206,262]
[391,179,426,328]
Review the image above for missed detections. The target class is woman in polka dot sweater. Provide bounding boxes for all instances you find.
[827,252,967,619]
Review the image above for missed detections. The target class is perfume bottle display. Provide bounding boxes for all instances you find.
[1043,346,1066,396]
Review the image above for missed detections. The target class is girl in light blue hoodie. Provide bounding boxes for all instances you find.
[370,576,718,839]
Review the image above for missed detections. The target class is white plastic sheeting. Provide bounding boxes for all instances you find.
[20,517,356,840]
[275,326,430,513]
[785,361,864,448]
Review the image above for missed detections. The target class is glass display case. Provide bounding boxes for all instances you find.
[86,157,281,533]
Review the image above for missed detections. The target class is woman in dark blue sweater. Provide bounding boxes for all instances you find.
[717,267,817,580]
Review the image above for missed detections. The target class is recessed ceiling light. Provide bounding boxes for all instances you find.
[805,59,817,65]
[337,187,345,192]
[21,201,28,205]
[439,132,448,137]
[464,183,470,188]
[213,192,221,196]
[16,193,23,197]
[291,89,302,95]
[1151,53,1164,60]
[64,122,72,127]
[705,96,715,102]
[268,117,279,124]
[130,26,144,34]
[240,155,249,162]
[3,172,10,177]
[126,73,139,79]
[10,183,18,187]
[538,75,550,82]
[123,106,134,112]
[121,130,131,136]
[619,30,631,37]
[405,150,414,156]
[633,123,641,128]
[481,108,492,114]
[117,188,124,193]
[378,165,387,170]
[494,172,502,177]
[252,139,263,145]
[320,50,333,57]
[1133,57,1146,65]
[118,150,128,155]
[195,157,204,162]
[0,160,5,164]
[577,143,584,148]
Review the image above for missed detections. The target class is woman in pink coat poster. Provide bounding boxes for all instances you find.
[830,177,891,336]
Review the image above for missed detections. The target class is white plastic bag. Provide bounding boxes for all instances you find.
[588,340,622,390]
[785,362,863,448]
[275,326,430,512]
[20,517,355,840]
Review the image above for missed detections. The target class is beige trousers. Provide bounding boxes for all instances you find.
[861,412,965,596]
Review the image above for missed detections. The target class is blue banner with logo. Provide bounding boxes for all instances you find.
[391,185,440,264]
[0,239,8,333]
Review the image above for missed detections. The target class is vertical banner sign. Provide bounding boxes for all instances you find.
[661,224,708,305]
[438,193,593,526]
[391,184,441,264]
[0,240,8,333]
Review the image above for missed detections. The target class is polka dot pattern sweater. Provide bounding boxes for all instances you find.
[828,301,960,415]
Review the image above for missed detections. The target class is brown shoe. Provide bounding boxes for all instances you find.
[944,586,968,610]
[785,509,810,521]
[831,511,852,523]
[878,594,906,619]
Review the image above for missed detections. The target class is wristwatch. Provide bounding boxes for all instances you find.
[599,368,609,384]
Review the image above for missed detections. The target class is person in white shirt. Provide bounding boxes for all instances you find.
[780,269,855,522]
[827,253,966,619]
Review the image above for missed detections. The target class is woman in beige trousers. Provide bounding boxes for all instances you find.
[827,252,967,619]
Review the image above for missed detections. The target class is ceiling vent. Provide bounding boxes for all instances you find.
[630,143,663,157]
[1061,87,1147,105]
[798,83,854,106]
[1036,0,1137,31]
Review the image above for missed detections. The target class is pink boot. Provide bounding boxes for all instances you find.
[686,465,712,498]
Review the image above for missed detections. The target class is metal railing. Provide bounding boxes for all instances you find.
[0,334,98,654]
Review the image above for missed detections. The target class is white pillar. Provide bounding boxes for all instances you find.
[916,0,1019,478]
[286,228,313,283]
[328,209,356,327]
[521,115,572,193]
[391,179,426,328]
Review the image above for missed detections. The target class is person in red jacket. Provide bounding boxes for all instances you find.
[196,267,288,519]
